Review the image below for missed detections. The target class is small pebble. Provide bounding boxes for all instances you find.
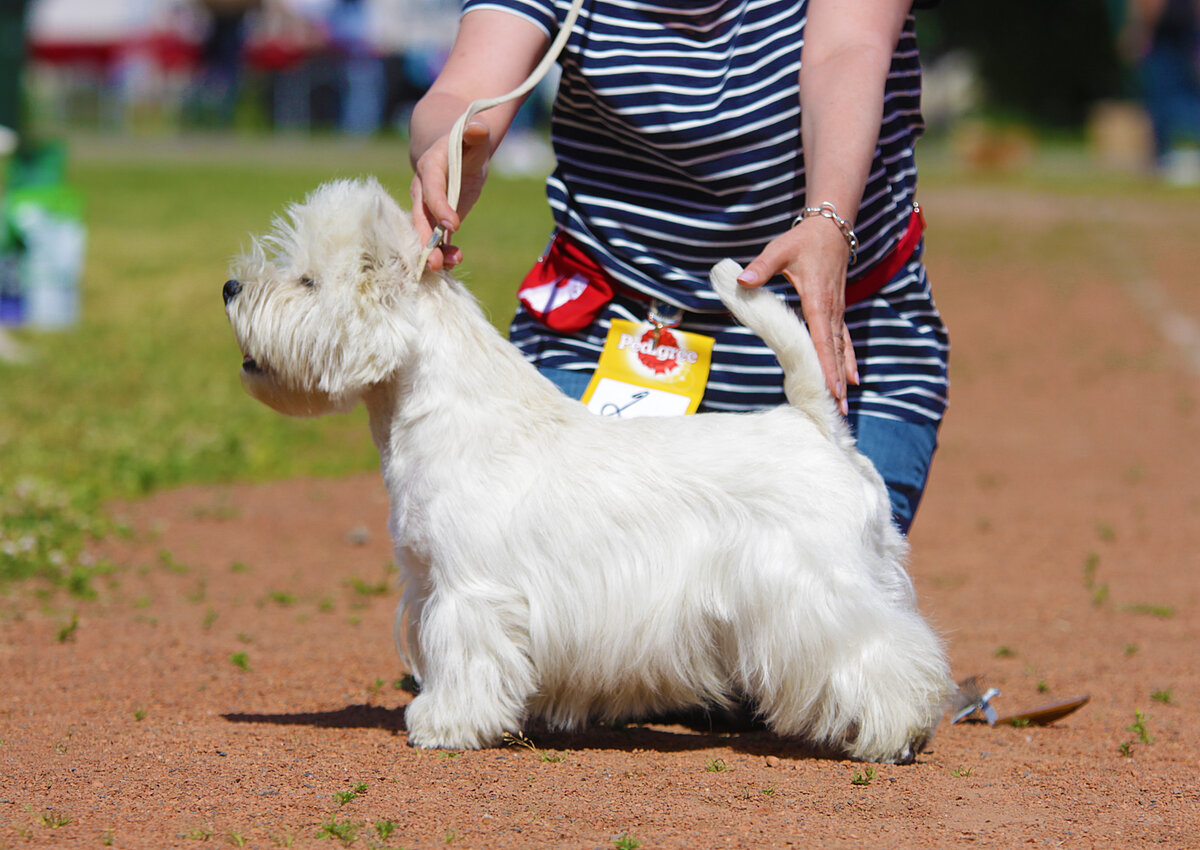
[765,755,780,767]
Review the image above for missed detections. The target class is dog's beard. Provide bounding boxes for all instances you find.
[240,368,351,417]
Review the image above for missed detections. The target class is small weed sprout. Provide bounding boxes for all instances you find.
[1126,710,1154,744]
[227,832,247,847]
[158,550,190,574]
[1010,717,1031,728]
[1118,740,1134,757]
[184,825,215,841]
[1123,603,1174,619]
[851,766,877,786]
[1151,689,1173,704]
[950,766,973,778]
[1036,679,1050,693]
[333,781,368,806]
[994,645,1015,658]
[444,826,462,844]
[704,756,729,772]
[503,731,567,763]
[133,707,146,722]
[348,577,389,596]
[614,835,642,850]
[267,590,297,606]
[375,820,398,841]
[229,652,250,671]
[316,815,361,845]
[40,809,71,828]
[56,613,79,643]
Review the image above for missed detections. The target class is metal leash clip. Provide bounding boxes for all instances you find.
[647,300,683,345]
[951,677,1002,725]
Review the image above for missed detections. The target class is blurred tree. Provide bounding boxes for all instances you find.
[919,0,1126,127]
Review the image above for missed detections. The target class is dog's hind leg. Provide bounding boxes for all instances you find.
[734,566,949,764]
[403,590,535,750]
[784,608,948,764]
[820,609,951,764]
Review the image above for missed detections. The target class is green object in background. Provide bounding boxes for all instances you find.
[0,142,86,328]
[7,140,69,190]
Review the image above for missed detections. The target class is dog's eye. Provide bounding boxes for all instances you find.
[300,275,315,288]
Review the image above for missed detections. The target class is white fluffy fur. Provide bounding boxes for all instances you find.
[224,178,953,763]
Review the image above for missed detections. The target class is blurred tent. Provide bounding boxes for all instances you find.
[23,0,458,132]
[20,0,1138,140]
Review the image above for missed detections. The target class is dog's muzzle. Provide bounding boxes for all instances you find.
[222,278,260,373]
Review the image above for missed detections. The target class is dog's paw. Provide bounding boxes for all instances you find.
[403,693,511,750]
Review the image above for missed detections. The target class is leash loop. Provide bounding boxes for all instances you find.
[419,0,587,270]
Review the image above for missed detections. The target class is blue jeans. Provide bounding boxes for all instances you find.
[539,367,937,534]
[1141,45,1200,160]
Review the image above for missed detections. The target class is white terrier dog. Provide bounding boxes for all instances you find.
[223,178,952,763]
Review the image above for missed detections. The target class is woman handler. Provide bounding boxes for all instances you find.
[409,0,947,534]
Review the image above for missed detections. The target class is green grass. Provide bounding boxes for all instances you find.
[0,139,550,593]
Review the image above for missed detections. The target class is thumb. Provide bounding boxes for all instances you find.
[736,244,787,289]
[460,120,492,168]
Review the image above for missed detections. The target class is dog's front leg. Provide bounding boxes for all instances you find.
[403,590,535,750]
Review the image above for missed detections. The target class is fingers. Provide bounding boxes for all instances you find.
[843,323,860,387]
[411,119,493,271]
[740,227,855,415]
[806,307,850,417]
[409,178,466,272]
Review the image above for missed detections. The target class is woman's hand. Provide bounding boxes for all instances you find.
[737,219,859,416]
[406,8,549,271]
[410,118,493,271]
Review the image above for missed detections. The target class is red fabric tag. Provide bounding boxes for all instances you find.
[518,232,614,333]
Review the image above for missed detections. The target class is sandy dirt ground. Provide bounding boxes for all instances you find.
[2,179,1199,849]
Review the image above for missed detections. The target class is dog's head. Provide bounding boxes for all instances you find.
[223,178,423,416]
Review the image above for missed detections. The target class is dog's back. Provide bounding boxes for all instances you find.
[709,259,842,441]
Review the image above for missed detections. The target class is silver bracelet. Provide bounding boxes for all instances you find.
[792,201,859,264]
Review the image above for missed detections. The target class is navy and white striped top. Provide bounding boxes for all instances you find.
[464,0,924,310]
[462,0,948,423]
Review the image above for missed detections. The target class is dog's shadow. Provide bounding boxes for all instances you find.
[220,703,833,761]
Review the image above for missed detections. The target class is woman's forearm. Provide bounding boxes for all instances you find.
[800,0,911,226]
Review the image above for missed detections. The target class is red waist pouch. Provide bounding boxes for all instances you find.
[517,232,614,333]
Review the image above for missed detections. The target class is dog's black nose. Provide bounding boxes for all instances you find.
[223,279,242,305]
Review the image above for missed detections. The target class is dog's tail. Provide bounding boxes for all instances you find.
[709,258,841,440]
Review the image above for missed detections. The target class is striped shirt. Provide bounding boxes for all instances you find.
[463,0,949,423]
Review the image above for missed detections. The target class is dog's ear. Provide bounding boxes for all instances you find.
[359,183,423,285]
